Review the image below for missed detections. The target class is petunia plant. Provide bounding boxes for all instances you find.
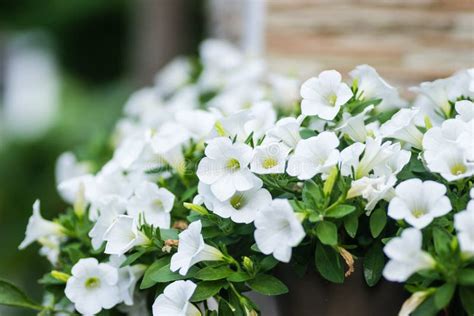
[1,40,473,316]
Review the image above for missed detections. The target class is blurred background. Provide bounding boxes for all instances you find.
[0,0,472,315]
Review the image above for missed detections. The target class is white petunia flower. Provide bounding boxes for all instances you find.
[251,143,288,174]
[347,175,396,212]
[244,100,277,140]
[170,220,224,275]
[254,199,305,262]
[335,105,374,142]
[380,108,424,149]
[287,131,340,180]
[300,70,353,120]
[103,215,150,255]
[455,100,474,122]
[175,109,216,141]
[152,280,201,316]
[150,123,190,173]
[349,64,406,111]
[89,196,127,250]
[38,235,64,266]
[210,109,253,141]
[268,73,300,109]
[388,179,452,229]
[196,137,258,201]
[454,197,474,256]
[55,152,91,201]
[19,200,64,250]
[109,255,146,306]
[65,258,120,315]
[127,181,174,228]
[155,57,192,97]
[264,117,302,151]
[383,228,434,282]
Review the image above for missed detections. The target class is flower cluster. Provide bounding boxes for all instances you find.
[7,40,474,316]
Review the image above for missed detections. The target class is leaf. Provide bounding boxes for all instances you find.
[227,272,252,282]
[434,283,455,310]
[160,228,179,241]
[315,242,344,283]
[259,256,279,272]
[432,227,451,257]
[412,295,439,316]
[0,279,43,310]
[316,221,338,246]
[363,242,385,287]
[344,213,359,238]
[302,180,324,211]
[460,286,474,315]
[369,208,387,238]
[246,275,288,296]
[149,263,197,283]
[140,257,171,289]
[120,249,147,267]
[458,269,474,286]
[299,128,317,139]
[190,280,225,302]
[325,204,356,219]
[194,265,234,281]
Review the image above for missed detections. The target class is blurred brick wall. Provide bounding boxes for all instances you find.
[266,0,474,88]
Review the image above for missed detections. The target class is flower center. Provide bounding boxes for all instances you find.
[328,94,337,106]
[84,277,100,289]
[226,158,241,171]
[262,157,278,169]
[230,194,245,210]
[450,163,467,175]
[153,199,164,209]
[412,209,426,218]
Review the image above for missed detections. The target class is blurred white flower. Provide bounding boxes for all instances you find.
[454,193,474,257]
[170,220,224,275]
[197,137,258,201]
[251,143,288,174]
[109,255,146,306]
[264,117,302,151]
[127,181,174,228]
[175,109,216,141]
[380,108,424,149]
[287,131,340,180]
[152,280,200,316]
[455,100,474,122]
[335,105,374,142]
[383,228,434,282]
[150,123,190,173]
[19,200,64,250]
[103,215,149,255]
[245,100,277,140]
[254,199,305,262]
[155,57,192,97]
[65,258,120,315]
[268,73,300,109]
[300,70,353,120]
[89,196,127,250]
[347,175,396,212]
[388,179,451,229]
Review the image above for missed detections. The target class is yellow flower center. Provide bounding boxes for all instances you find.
[450,163,467,176]
[328,94,337,106]
[153,199,164,209]
[85,277,100,289]
[262,158,278,169]
[227,158,241,171]
[230,194,245,210]
[412,209,426,218]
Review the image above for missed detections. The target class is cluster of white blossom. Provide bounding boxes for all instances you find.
[17,39,474,315]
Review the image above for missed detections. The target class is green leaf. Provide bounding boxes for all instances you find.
[259,256,279,272]
[369,208,387,238]
[363,242,385,287]
[299,128,317,139]
[246,275,288,296]
[140,257,171,289]
[325,204,356,218]
[190,280,226,302]
[316,221,338,246]
[458,269,474,286]
[315,242,344,283]
[460,286,474,315]
[432,227,451,257]
[434,283,455,310]
[303,180,324,211]
[412,295,439,316]
[160,228,179,241]
[120,249,147,267]
[227,272,252,282]
[148,262,197,283]
[194,265,234,281]
[0,280,43,310]
[344,213,358,238]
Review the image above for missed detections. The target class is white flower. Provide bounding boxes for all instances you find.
[454,199,474,256]
[398,291,431,316]
[155,57,192,97]
[268,73,300,109]
[349,64,406,111]
[380,108,424,149]
[244,100,277,140]
[127,181,174,228]
[38,235,64,266]
[152,280,200,316]
[175,109,216,141]
[347,175,396,212]
[388,179,452,229]
[455,100,474,122]
[170,220,224,275]
[210,109,253,141]
[19,200,64,250]
[65,258,120,315]
[89,196,127,250]
[300,70,353,120]
[254,199,305,262]
[335,105,374,142]
[251,143,288,174]
[55,152,91,191]
[287,131,340,180]
[383,228,434,282]
[196,137,258,201]
[264,117,302,151]
[109,255,146,306]
[103,215,150,255]
[151,123,190,173]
